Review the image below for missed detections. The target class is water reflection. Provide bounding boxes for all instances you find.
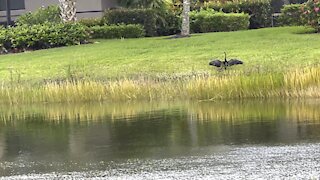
[0,100,320,176]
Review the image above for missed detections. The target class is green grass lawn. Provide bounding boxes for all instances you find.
[0,26,319,83]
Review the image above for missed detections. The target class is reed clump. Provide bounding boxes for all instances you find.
[0,66,319,104]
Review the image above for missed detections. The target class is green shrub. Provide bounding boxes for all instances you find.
[270,0,307,13]
[190,9,250,33]
[204,0,272,29]
[1,23,89,52]
[156,10,181,36]
[302,0,320,32]
[78,18,104,27]
[89,24,145,39]
[103,8,157,36]
[16,5,61,26]
[103,8,180,36]
[0,26,6,53]
[117,0,168,9]
[278,4,305,26]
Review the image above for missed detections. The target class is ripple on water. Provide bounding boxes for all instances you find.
[2,143,320,179]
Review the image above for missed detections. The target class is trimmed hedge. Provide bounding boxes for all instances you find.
[16,5,61,26]
[278,4,305,26]
[204,0,272,29]
[190,10,250,33]
[89,24,145,39]
[103,8,180,36]
[0,23,89,53]
[78,18,104,27]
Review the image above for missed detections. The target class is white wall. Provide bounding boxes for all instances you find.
[0,0,118,22]
[24,0,58,12]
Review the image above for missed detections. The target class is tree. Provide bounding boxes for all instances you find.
[5,0,11,26]
[59,0,77,22]
[181,0,190,36]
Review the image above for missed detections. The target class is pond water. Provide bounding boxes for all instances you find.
[0,100,320,179]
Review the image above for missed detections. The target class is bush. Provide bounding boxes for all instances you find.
[204,0,272,29]
[278,4,306,26]
[0,23,89,52]
[89,24,145,39]
[117,0,168,9]
[103,8,157,36]
[270,0,307,13]
[16,5,61,26]
[103,8,180,36]
[156,10,181,36]
[0,26,6,53]
[190,9,250,33]
[302,0,320,32]
[78,18,104,27]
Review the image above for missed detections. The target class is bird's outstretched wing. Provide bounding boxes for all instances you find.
[209,60,222,67]
[228,59,243,66]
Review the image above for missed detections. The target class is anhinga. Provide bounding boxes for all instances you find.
[209,52,243,70]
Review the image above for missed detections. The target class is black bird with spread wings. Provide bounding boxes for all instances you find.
[209,52,243,70]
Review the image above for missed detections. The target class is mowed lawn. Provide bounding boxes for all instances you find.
[0,26,319,82]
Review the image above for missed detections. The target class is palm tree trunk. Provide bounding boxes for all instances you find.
[5,0,11,26]
[59,0,77,22]
[181,0,190,37]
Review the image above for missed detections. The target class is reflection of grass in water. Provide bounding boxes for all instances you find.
[0,100,320,124]
[188,100,286,122]
[0,66,320,104]
[0,102,182,123]
[188,100,320,123]
[285,100,320,122]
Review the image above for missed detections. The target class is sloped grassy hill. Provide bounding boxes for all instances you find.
[0,26,318,83]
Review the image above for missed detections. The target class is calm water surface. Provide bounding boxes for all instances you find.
[0,100,320,179]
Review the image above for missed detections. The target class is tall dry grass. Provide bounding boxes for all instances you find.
[0,66,319,104]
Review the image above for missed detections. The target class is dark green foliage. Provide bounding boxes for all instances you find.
[0,23,89,52]
[89,24,145,39]
[103,8,157,36]
[190,9,250,33]
[205,0,272,29]
[16,5,61,26]
[156,10,181,36]
[278,4,305,26]
[103,8,180,36]
[270,0,307,13]
[117,0,166,9]
[0,26,6,53]
[78,18,104,27]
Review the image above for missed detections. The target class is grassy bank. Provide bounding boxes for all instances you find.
[0,26,319,104]
[1,65,319,104]
[0,26,319,82]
